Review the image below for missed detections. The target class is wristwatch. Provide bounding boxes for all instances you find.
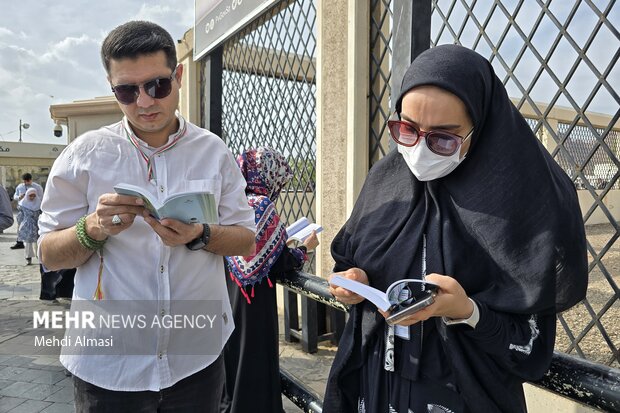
[442,298,480,329]
[186,224,211,251]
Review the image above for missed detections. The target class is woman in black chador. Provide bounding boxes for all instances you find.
[326,45,588,413]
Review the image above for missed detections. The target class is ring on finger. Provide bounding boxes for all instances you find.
[111,214,123,226]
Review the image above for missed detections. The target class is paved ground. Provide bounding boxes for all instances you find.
[0,217,335,412]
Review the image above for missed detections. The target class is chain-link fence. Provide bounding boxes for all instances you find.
[218,0,318,271]
[432,0,619,368]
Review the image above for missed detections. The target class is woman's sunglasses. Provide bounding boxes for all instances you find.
[111,66,178,105]
[387,115,473,157]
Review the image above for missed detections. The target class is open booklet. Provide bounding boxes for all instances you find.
[329,275,439,312]
[114,183,218,224]
[285,217,323,242]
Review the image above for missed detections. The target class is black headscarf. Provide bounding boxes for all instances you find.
[324,45,588,412]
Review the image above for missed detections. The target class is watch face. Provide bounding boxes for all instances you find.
[188,239,206,251]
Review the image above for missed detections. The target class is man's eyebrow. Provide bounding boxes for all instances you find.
[400,114,462,130]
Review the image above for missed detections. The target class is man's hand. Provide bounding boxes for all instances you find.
[86,194,146,240]
[328,268,369,305]
[143,214,203,247]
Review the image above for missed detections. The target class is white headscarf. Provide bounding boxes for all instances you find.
[19,188,41,211]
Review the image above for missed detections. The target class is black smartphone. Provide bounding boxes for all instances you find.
[386,291,437,325]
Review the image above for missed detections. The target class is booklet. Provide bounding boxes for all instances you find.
[329,275,439,312]
[286,217,323,242]
[113,183,218,224]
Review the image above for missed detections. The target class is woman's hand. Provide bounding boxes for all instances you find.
[328,268,369,305]
[382,273,473,326]
[302,230,319,250]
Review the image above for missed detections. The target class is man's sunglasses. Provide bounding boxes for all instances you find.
[387,115,473,157]
[111,66,178,105]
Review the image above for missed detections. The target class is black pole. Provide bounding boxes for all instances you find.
[411,0,432,62]
[204,46,223,138]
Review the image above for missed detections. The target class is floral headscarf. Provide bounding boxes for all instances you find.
[226,147,298,303]
[237,146,293,199]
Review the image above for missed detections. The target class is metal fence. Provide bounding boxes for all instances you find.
[367,0,619,368]
[201,0,619,372]
[217,0,318,271]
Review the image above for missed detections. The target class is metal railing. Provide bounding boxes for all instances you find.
[278,271,620,412]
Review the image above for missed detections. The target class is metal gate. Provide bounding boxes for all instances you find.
[211,0,318,271]
[368,0,619,368]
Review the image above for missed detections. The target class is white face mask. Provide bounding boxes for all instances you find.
[398,139,466,181]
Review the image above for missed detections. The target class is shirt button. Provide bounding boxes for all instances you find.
[159,185,164,192]
[158,353,163,359]
[160,265,164,273]
[160,309,165,316]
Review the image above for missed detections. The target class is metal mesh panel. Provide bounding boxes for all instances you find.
[369,0,394,166]
[431,0,620,367]
[220,0,317,271]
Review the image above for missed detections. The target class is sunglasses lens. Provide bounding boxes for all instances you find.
[427,133,460,156]
[113,74,175,105]
[145,78,173,99]
[389,121,419,146]
[113,85,139,105]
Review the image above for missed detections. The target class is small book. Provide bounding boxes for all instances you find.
[285,217,323,242]
[113,183,218,224]
[329,275,439,312]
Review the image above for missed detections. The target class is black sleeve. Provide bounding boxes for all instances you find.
[460,300,556,381]
[269,246,306,278]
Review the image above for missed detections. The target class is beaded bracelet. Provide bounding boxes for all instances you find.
[75,215,107,250]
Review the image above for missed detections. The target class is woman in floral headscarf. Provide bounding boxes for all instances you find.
[221,147,319,413]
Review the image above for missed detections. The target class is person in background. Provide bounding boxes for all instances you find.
[11,172,43,249]
[221,147,319,413]
[0,184,14,233]
[38,20,255,412]
[17,188,41,265]
[325,45,588,412]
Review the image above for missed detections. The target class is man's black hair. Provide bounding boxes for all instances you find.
[22,173,32,181]
[100,21,177,73]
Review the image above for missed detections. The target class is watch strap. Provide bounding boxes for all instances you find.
[186,224,210,251]
[442,297,480,328]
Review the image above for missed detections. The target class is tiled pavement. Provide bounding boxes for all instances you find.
[0,217,334,412]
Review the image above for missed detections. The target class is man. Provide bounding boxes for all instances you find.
[39,21,255,412]
[0,184,14,232]
[10,172,43,248]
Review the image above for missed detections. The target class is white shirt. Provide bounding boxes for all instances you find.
[38,115,255,391]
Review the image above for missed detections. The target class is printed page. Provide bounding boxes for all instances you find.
[158,192,218,224]
[286,217,323,242]
[330,275,391,311]
[289,223,323,242]
[113,183,162,219]
[385,279,440,300]
[286,217,310,237]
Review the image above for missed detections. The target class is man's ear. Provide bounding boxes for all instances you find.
[175,64,184,86]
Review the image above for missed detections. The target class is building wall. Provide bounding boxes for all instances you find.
[0,142,66,199]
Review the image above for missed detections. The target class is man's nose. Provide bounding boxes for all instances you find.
[135,86,155,107]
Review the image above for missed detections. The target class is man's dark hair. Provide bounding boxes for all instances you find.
[100,21,177,73]
[22,173,32,181]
